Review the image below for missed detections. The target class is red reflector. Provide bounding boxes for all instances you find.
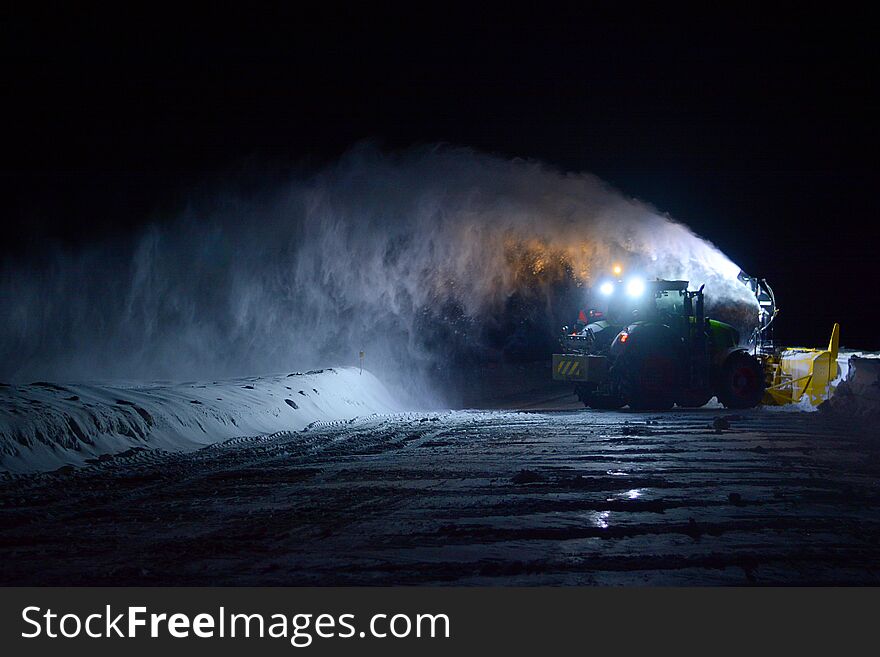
[619,332,629,343]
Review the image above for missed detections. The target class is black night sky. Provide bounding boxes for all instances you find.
[3,6,878,349]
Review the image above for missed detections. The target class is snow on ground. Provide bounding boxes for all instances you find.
[3,349,877,475]
[0,368,399,474]
[3,408,878,585]
[822,351,880,420]
[837,348,880,380]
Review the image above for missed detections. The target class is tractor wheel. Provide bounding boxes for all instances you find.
[574,384,592,405]
[716,352,765,409]
[676,388,713,408]
[575,384,625,409]
[626,351,678,411]
[585,392,626,410]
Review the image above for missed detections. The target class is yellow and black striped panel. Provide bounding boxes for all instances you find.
[557,358,580,377]
[552,354,607,382]
[552,354,585,381]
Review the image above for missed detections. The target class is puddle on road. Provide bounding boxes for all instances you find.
[590,510,611,529]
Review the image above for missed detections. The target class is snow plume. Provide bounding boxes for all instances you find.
[0,145,757,401]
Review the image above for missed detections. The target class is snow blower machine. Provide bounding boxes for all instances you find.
[737,272,841,407]
[553,269,840,410]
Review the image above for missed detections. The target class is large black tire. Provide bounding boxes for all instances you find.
[625,351,679,411]
[716,351,765,409]
[676,388,714,408]
[575,384,625,409]
[585,392,626,410]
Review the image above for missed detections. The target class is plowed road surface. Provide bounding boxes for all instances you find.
[3,408,879,584]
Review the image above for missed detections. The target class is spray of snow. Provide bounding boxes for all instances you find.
[0,145,756,401]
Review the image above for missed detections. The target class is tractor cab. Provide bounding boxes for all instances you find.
[605,279,691,325]
[564,280,696,355]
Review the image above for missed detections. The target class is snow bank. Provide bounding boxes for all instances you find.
[820,354,880,420]
[0,368,399,473]
[836,349,880,382]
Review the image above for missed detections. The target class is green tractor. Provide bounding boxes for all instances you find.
[553,278,765,410]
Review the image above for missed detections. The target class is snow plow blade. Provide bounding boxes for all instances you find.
[552,354,607,382]
[763,323,840,406]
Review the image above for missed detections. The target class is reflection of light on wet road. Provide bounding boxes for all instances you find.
[606,470,628,476]
[591,511,611,529]
[607,488,644,502]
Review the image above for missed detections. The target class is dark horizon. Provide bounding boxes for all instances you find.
[3,7,878,350]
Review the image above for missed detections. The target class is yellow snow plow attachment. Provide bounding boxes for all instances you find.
[763,323,840,406]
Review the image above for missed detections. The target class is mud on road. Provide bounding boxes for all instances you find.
[2,408,879,585]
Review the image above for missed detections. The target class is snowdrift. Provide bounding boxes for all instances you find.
[822,353,880,419]
[0,368,399,473]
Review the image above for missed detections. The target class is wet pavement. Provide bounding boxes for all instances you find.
[2,408,879,585]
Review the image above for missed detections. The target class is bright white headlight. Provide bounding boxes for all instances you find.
[599,281,614,296]
[626,277,645,297]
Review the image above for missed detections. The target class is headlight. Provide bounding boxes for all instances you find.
[626,277,645,297]
[599,281,614,296]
